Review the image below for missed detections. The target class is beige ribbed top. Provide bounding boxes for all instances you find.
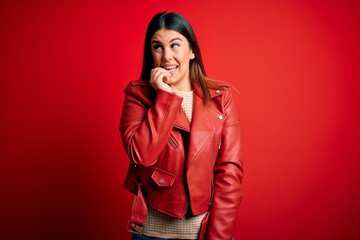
[140,207,207,239]
[175,90,194,123]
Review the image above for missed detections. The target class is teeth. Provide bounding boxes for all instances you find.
[164,66,177,70]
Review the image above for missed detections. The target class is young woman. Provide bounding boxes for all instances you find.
[120,12,243,240]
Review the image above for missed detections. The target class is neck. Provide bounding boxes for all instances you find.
[171,79,192,92]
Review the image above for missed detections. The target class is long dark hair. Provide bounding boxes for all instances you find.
[140,12,210,103]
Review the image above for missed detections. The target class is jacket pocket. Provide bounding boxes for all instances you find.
[151,168,176,187]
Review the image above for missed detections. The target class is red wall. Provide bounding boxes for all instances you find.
[1,0,360,239]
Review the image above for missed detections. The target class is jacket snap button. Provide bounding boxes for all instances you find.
[215,89,221,93]
[218,115,224,120]
[134,164,137,168]
[159,179,165,184]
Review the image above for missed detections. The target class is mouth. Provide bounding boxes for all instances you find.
[162,65,178,75]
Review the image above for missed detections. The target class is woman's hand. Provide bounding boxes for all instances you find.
[150,68,173,93]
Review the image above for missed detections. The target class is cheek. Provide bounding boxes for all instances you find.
[179,54,192,66]
[152,52,161,66]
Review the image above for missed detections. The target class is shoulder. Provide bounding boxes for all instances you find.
[205,78,229,89]
[205,78,239,99]
[125,80,152,93]
[126,80,151,88]
[124,80,155,102]
[203,79,241,110]
[205,78,230,90]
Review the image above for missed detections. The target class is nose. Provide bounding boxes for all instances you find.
[162,47,172,61]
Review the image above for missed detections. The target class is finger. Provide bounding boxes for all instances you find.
[152,70,164,82]
[163,74,171,82]
[150,68,164,80]
[153,69,170,82]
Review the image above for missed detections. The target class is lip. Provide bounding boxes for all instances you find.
[162,65,178,75]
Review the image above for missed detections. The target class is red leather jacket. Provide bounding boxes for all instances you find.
[120,79,243,239]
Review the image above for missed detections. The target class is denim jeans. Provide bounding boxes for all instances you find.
[131,233,185,240]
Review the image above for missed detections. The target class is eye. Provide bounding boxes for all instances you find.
[152,44,163,52]
[171,43,180,48]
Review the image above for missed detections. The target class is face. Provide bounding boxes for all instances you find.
[151,29,195,91]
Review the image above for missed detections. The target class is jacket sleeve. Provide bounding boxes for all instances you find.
[206,90,244,240]
[119,82,183,167]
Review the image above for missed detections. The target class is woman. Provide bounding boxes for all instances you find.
[120,12,243,240]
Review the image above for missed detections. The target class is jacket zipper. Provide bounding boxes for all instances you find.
[168,135,177,148]
[209,137,216,210]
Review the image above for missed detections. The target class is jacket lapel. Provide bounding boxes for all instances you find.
[186,83,224,168]
[173,107,191,132]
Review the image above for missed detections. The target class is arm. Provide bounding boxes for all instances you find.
[206,91,244,240]
[120,82,183,167]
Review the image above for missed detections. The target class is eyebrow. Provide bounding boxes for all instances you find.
[151,37,183,45]
[170,37,182,43]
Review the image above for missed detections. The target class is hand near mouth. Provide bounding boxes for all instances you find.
[150,67,173,93]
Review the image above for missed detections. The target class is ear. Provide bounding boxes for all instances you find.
[190,50,195,59]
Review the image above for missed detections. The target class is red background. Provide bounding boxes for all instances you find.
[1,0,360,239]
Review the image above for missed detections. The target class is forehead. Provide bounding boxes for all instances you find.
[151,29,187,42]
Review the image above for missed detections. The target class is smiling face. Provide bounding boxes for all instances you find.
[151,29,195,91]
